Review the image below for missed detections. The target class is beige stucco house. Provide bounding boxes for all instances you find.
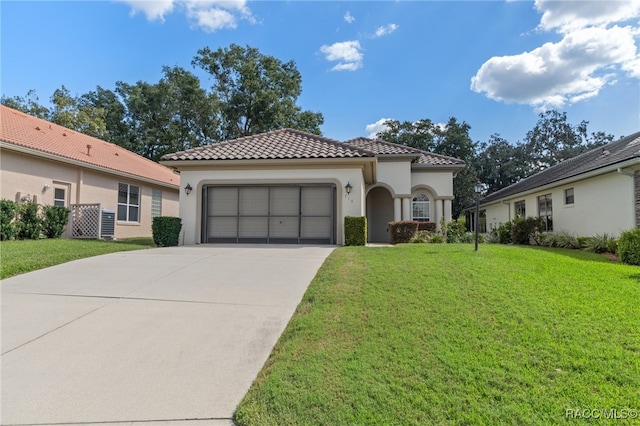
[0,105,180,239]
[161,129,465,245]
[479,132,640,238]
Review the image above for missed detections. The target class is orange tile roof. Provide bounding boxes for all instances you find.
[161,128,375,161]
[0,105,179,188]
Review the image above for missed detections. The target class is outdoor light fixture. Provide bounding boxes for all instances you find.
[184,183,193,196]
[345,182,353,195]
[474,181,482,252]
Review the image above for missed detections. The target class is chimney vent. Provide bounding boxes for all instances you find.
[86,144,92,156]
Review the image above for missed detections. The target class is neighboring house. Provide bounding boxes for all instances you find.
[479,131,640,238]
[160,129,465,245]
[0,105,180,239]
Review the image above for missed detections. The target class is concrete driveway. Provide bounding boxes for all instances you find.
[1,245,334,425]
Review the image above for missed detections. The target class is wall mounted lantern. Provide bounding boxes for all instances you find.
[184,183,193,196]
[345,182,353,195]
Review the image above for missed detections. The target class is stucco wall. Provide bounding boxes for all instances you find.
[377,161,412,195]
[482,171,634,237]
[177,166,367,245]
[1,149,179,239]
[410,171,455,197]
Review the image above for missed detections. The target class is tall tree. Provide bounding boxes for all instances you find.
[375,118,436,151]
[1,89,50,118]
[80,86,130,147]
[524,110,613,173]
[49,86,108,139]
[375,117,477,218]
[475,134,530,194]
[192,44,323,140]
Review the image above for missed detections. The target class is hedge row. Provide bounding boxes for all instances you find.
[389,221,437,244]
[1,199,70,240]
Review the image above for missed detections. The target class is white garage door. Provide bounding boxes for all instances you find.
[203,184,336,244]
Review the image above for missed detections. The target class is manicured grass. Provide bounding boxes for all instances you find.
[0,237,155,279]
[235,244,640,426]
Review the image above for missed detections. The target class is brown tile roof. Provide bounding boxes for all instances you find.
[0,105,179,188]
[344,137,466,166]
[481,131,640,204]
[161,128,375,161]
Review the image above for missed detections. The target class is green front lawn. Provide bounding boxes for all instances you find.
[236,244,640,425]
[0,237,155,279]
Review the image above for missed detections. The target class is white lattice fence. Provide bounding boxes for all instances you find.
[70,204,101,239]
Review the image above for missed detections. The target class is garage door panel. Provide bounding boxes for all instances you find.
[204,185,334,244]
[301,187,332,215]
[270,187,299,215]
[209,188,238,215]
[239,187,269,215]
[208,217,237,238]
[239,217,268,238]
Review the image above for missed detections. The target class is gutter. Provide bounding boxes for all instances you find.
[617,167,635,177]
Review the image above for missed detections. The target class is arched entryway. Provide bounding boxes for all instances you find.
[366,186,394,243]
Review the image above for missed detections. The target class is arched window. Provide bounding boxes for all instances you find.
[412,193,430,222]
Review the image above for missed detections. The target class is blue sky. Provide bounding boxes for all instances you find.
[2,1,639,145]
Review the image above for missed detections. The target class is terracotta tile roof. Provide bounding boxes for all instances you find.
[344,137,466,166]
[0,105,179,188]
[481,131,640,204]
[161,128,375,161]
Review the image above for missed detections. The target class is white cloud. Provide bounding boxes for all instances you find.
[344,11,355,24]
[471,1,640,110]
[365,118,393,138]
[536,0,640,33]
[373,23,398,38]
[117,0,254,32]
[320,40,363,71]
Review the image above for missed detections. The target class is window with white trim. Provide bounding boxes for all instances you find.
[538,194,553,231]
[54,188,66,207]
[564,188,574,205]
[412,193,430,222]
[151,189,162,218]
[514,200,525,218]
[118,183,140,222]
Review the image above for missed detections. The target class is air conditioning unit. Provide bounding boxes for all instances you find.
[101,209,115,239]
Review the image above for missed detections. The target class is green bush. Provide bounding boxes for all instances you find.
[42,205,70,239]
[584,233,614,254]
[1,199,17,241]
[17,201,42,240]
[606,237,618,255]
[409,231,445,244]
[152,216,182,247]
[389,221,419,244]
[417,222,437,232]
[511,216,545,245]
[445,219,467,243]
[618,228,640,265]
[496,221,513,244]
[344,216,367,246]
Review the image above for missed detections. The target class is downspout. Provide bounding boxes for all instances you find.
[617,167,636,227]
[76,167,83,204]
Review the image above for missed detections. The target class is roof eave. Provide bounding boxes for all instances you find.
[480,158,640,207]
[1,141,180,190]
[411,163,466,172]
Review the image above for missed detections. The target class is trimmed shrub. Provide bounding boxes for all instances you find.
[344,216,367,246]
[417,222,437,232]
[511,216,545,245]
[618,228,640,265]
[152,216,182,247]
[1,199,17,241]
[17,201,42,240]
[445,219,467,243]
[389,221,419,244]
[606,237,618,255]
[42,205,70,239]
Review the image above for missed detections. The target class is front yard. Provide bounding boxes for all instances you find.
[236,244,639,425]
[0,238,155,279]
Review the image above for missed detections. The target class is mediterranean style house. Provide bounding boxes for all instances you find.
[0,105,180,239]
[479,132,640,238]
[161,129,465,245]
